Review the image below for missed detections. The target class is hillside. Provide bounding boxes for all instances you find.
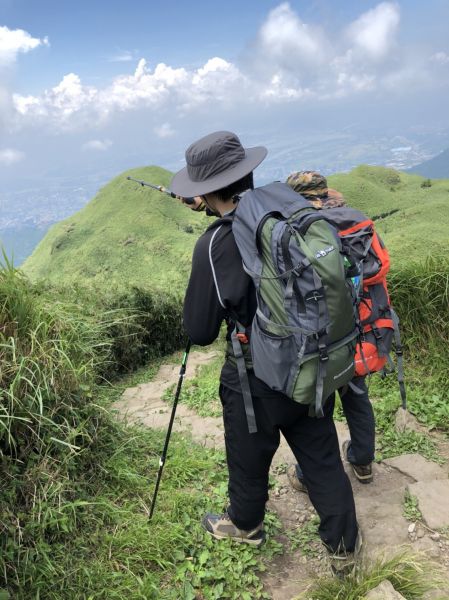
[24,165,449,288]
[23,166,208,292]
[406,147,449,179]
[328,166,449,267]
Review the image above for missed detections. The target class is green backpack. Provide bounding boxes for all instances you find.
[231,182,359,432]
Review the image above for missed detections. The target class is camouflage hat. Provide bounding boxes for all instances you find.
[286,171,328,198]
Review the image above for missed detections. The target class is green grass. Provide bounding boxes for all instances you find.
[23,166,208,293]
[328,167,449,268]
[403,491,422,522]
[22,165,449,290]
[164,352,223,417]
[0,265,287,599]
[299,550,443,599]
[285,516,321,557]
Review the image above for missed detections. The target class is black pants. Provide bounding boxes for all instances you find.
[219,384,358,553]
[341,377,375,466]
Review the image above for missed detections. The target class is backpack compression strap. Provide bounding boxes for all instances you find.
[391,308,407,410]
[231,325,257,434]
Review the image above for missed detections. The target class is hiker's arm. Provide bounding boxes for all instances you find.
[183,233,225,345]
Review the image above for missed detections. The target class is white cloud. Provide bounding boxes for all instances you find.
[82,139,112,151]
[252,2,327,76]
[5,2,446,133]
[108,50,136,63]
[0,148,25,165]
[0,25,48,65]
[430,52,449,65]
[154,123,175,138]
[346,2,400,61]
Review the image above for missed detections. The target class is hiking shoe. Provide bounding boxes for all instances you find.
[328,528,363,579]
[287,464,309,494]
[202,512,265,546]
[342,440,373,484]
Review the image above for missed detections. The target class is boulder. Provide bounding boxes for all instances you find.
[407,480,449,529]
[384,454,447,482]
[365,580,406,599]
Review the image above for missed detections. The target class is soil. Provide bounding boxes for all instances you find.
[113,351,449,600]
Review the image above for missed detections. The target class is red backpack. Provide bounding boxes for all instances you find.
[323,209,406,403]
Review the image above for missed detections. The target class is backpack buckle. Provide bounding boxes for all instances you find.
[319,350,329,362]
[318,343,329,362]
[236,332,249,344]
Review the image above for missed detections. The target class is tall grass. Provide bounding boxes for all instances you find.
[299,550,443,599]
[389,256,449,352]
[0,263,187,597]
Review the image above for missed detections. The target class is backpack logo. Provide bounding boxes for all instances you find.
[315,245,335,259]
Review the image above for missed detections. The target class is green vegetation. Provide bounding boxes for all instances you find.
[23,166,208,292]
[164,351,223,417]
[299,551,441,599]
[0,264,284,599]
[286,516,320,556]
[403,491,422,522]
[328,166,449,267]
[4,163,449,597]
[23,165,449,287]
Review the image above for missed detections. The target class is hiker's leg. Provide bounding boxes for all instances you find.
[282,395,358,553]
[340,377,375,466]
[219,384,279,530]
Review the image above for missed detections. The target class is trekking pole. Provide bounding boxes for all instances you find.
[149,339,192,520]
[126,176,195,205]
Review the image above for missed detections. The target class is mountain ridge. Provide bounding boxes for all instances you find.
[23,164,449,290]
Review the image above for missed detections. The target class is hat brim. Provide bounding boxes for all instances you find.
[170,146,267,198]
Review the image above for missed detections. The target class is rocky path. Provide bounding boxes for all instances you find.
[113,351,449,599]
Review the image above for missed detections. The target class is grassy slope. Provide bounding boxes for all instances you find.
[23,166,208,292]
[24,164,449,291]
[328,166,449,267]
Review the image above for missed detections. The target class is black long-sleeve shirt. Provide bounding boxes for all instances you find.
[183,217,278,397]
[183,217,256,345]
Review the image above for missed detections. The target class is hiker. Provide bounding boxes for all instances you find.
[285,171,375,490]
[171,131,361,573]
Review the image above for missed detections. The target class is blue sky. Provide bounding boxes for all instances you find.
[1,0,449,184]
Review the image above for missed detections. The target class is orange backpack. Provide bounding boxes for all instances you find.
[323,209,406,405]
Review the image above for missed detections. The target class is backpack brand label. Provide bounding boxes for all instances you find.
[315,245,335,259]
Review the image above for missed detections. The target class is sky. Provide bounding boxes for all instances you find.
[1,0,449,187]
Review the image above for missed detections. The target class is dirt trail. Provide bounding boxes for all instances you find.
[113,352,449,600]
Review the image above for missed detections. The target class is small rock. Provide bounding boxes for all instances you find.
[365,580,406,599]
[417,529,425,539]
[414,537,440,558]
[395,407,422,433]
[430,532,441,541]
[408,523,416,534]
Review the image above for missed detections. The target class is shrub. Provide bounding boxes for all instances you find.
[388,256,449,355]
[103,286,184,377]
[421,178,432,188]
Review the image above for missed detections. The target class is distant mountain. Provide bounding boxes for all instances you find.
[23,165,449,290]
[406,148,449,178]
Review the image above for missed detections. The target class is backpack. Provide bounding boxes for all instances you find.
[321,208,406,403]
[231,182,359,432]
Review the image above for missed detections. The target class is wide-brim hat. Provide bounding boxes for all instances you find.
[171,130,267,197]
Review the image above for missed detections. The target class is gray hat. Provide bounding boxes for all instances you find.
[170,130,267,197]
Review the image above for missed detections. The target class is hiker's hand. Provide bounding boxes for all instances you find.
[181,196,205,211]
